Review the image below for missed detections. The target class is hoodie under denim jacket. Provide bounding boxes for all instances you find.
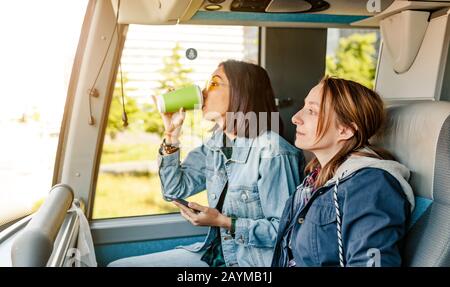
[272,150,415,267]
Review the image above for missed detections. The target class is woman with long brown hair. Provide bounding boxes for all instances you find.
[109,60,303,267]
[272,76,415,267]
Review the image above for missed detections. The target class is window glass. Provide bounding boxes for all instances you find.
[0,0,89,226]
[93,24,259,219]
[326,28,380,89]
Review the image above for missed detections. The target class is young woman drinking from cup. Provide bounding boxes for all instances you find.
[108,60,304,267]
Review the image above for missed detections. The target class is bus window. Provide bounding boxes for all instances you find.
[326,28,380,89]
[0,0,88,228]
[92,24,259,219]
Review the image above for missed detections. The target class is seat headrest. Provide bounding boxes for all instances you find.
[372,101,450,201]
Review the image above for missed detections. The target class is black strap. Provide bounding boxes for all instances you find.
[298,187,325,220]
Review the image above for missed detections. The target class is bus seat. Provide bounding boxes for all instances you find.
[371,101,450,266]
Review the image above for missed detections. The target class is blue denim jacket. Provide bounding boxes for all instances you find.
[272,154,415,267]
[158,130,304,266]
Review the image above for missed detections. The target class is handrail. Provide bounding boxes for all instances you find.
[11,184,74,267]
[47,199,84,267]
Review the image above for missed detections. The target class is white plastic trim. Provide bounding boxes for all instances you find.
[375,9,450,101]
[380,10,430,74]
[111,0,194,25]
[352,0,450,27]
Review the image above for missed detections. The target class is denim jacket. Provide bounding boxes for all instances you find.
[272,153,415,267]
[158,129,304,266]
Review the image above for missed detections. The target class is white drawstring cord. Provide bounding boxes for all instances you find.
[333,177,345,267]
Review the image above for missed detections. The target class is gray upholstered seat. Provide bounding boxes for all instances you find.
[372,101,450,267]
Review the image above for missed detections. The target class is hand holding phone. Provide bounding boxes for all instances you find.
[172,198,190,208]
[171,198,200,214]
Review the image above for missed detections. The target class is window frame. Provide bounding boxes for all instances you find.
[90,23,261,221]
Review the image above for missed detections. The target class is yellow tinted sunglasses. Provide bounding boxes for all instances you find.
[205,77,228,92]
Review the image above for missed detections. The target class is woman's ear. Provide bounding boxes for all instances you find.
[337,123,356,141]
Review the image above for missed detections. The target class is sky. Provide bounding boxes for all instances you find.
[0,0,88,123]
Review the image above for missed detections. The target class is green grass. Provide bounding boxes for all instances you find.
[94,140,205,219]
[100,143,160,164]
[100,142,190,164]
[93,173,208,219]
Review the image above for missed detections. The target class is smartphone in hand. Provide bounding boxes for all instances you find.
[172,198,190,208]
[171,198,200,214]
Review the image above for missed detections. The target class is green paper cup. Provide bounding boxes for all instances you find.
[155,85,203,113]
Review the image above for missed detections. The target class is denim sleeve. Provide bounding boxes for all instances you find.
[341,168,409,267]
[157,145,207,200]
[234,153,302,248]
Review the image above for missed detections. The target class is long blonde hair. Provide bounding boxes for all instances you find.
[306,76,393,187]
